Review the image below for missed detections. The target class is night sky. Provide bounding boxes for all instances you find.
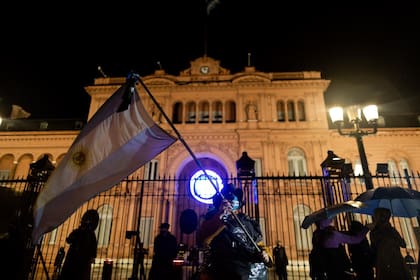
[0,1,419,120]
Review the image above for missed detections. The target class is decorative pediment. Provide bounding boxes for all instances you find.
[143,77,176,86]
[232,74,271,84]
[180,56,230,76]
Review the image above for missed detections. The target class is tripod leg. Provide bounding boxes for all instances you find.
[30,244,50,280]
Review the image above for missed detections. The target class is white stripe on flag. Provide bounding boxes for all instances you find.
[32,79,176,243]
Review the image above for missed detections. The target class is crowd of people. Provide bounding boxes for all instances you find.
[309,207,412,280]
[48,188,415,280]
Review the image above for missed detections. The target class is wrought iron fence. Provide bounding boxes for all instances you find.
[1,171,420,279]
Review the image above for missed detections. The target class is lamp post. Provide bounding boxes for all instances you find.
[328,105,379,190]
[320,150,345,206]
[236,151,258,218]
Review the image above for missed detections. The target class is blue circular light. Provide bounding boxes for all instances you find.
[190,170,223,204]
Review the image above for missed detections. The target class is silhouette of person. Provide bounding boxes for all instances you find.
[404,252,416,278]
[198,183,272,280]
[370,207,411,280]
[148,222,178,280]
[273,240,288,280]
[348,221,374,280]
[58,209,99,280]
[309,218,368,280]
[137,242,147,280]
[309,221,327,280]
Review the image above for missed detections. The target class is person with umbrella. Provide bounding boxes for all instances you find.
[309,218,369,280]
[369,207,411,280]
[348,221,374,280]
[353,186,420,218]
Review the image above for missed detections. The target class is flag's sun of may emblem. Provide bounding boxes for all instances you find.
[72,151,86,166]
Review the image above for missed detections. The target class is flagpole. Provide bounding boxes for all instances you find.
[134,74,262,254]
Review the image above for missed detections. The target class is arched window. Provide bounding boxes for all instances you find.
[277,101,285,122]
[212,101,223,123]
[259,217,267,245]
[144,160,159,180]
[293,205,312,250]
[297,100,306,121]
[354,159,371,185]
[225,101,236,123]
[0,154,14,178]
[287,101,295,121]
[199,101,210,123]
[399,159,414,186]
[96,205,113,247]
[254,158,263,177]
[48,228,58,245]
[139,217,154,247]
[399,159,410,173]
[288,148,307,176]
[172,102,183,124]
[354,159,363,176]
[388,160,400,185]
[399,217,417,249]
[14,154,33,178]
[186,102,196,123]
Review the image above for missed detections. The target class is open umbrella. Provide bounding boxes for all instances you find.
[353,186,420,217]
[301,200,366,229]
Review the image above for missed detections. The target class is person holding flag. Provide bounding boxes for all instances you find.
[198,183,272,279]
[32,73,177,243]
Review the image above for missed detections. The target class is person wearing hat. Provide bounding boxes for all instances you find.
[58,209,99,280]
[198,183,271,280]
[149,222,178,280]
[309,218,368,280]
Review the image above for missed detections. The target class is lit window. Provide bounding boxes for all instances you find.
[96,205,113,247]
[144,160,158,180]
[287,148,307,176]
[354,160,363,176]
[388,160,400,185]
[294,205,312,250]
[297,100,306,121]
[277,101,285,122]
[48,228,57,245]
[287,101,295,121]
[400,217,416,249]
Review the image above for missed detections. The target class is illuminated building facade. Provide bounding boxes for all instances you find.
[0,56,419,278]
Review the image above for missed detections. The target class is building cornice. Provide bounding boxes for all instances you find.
[87,56,329,93]
[0,131,78,147]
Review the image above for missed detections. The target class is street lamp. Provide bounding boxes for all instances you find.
[328,105,379,190]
